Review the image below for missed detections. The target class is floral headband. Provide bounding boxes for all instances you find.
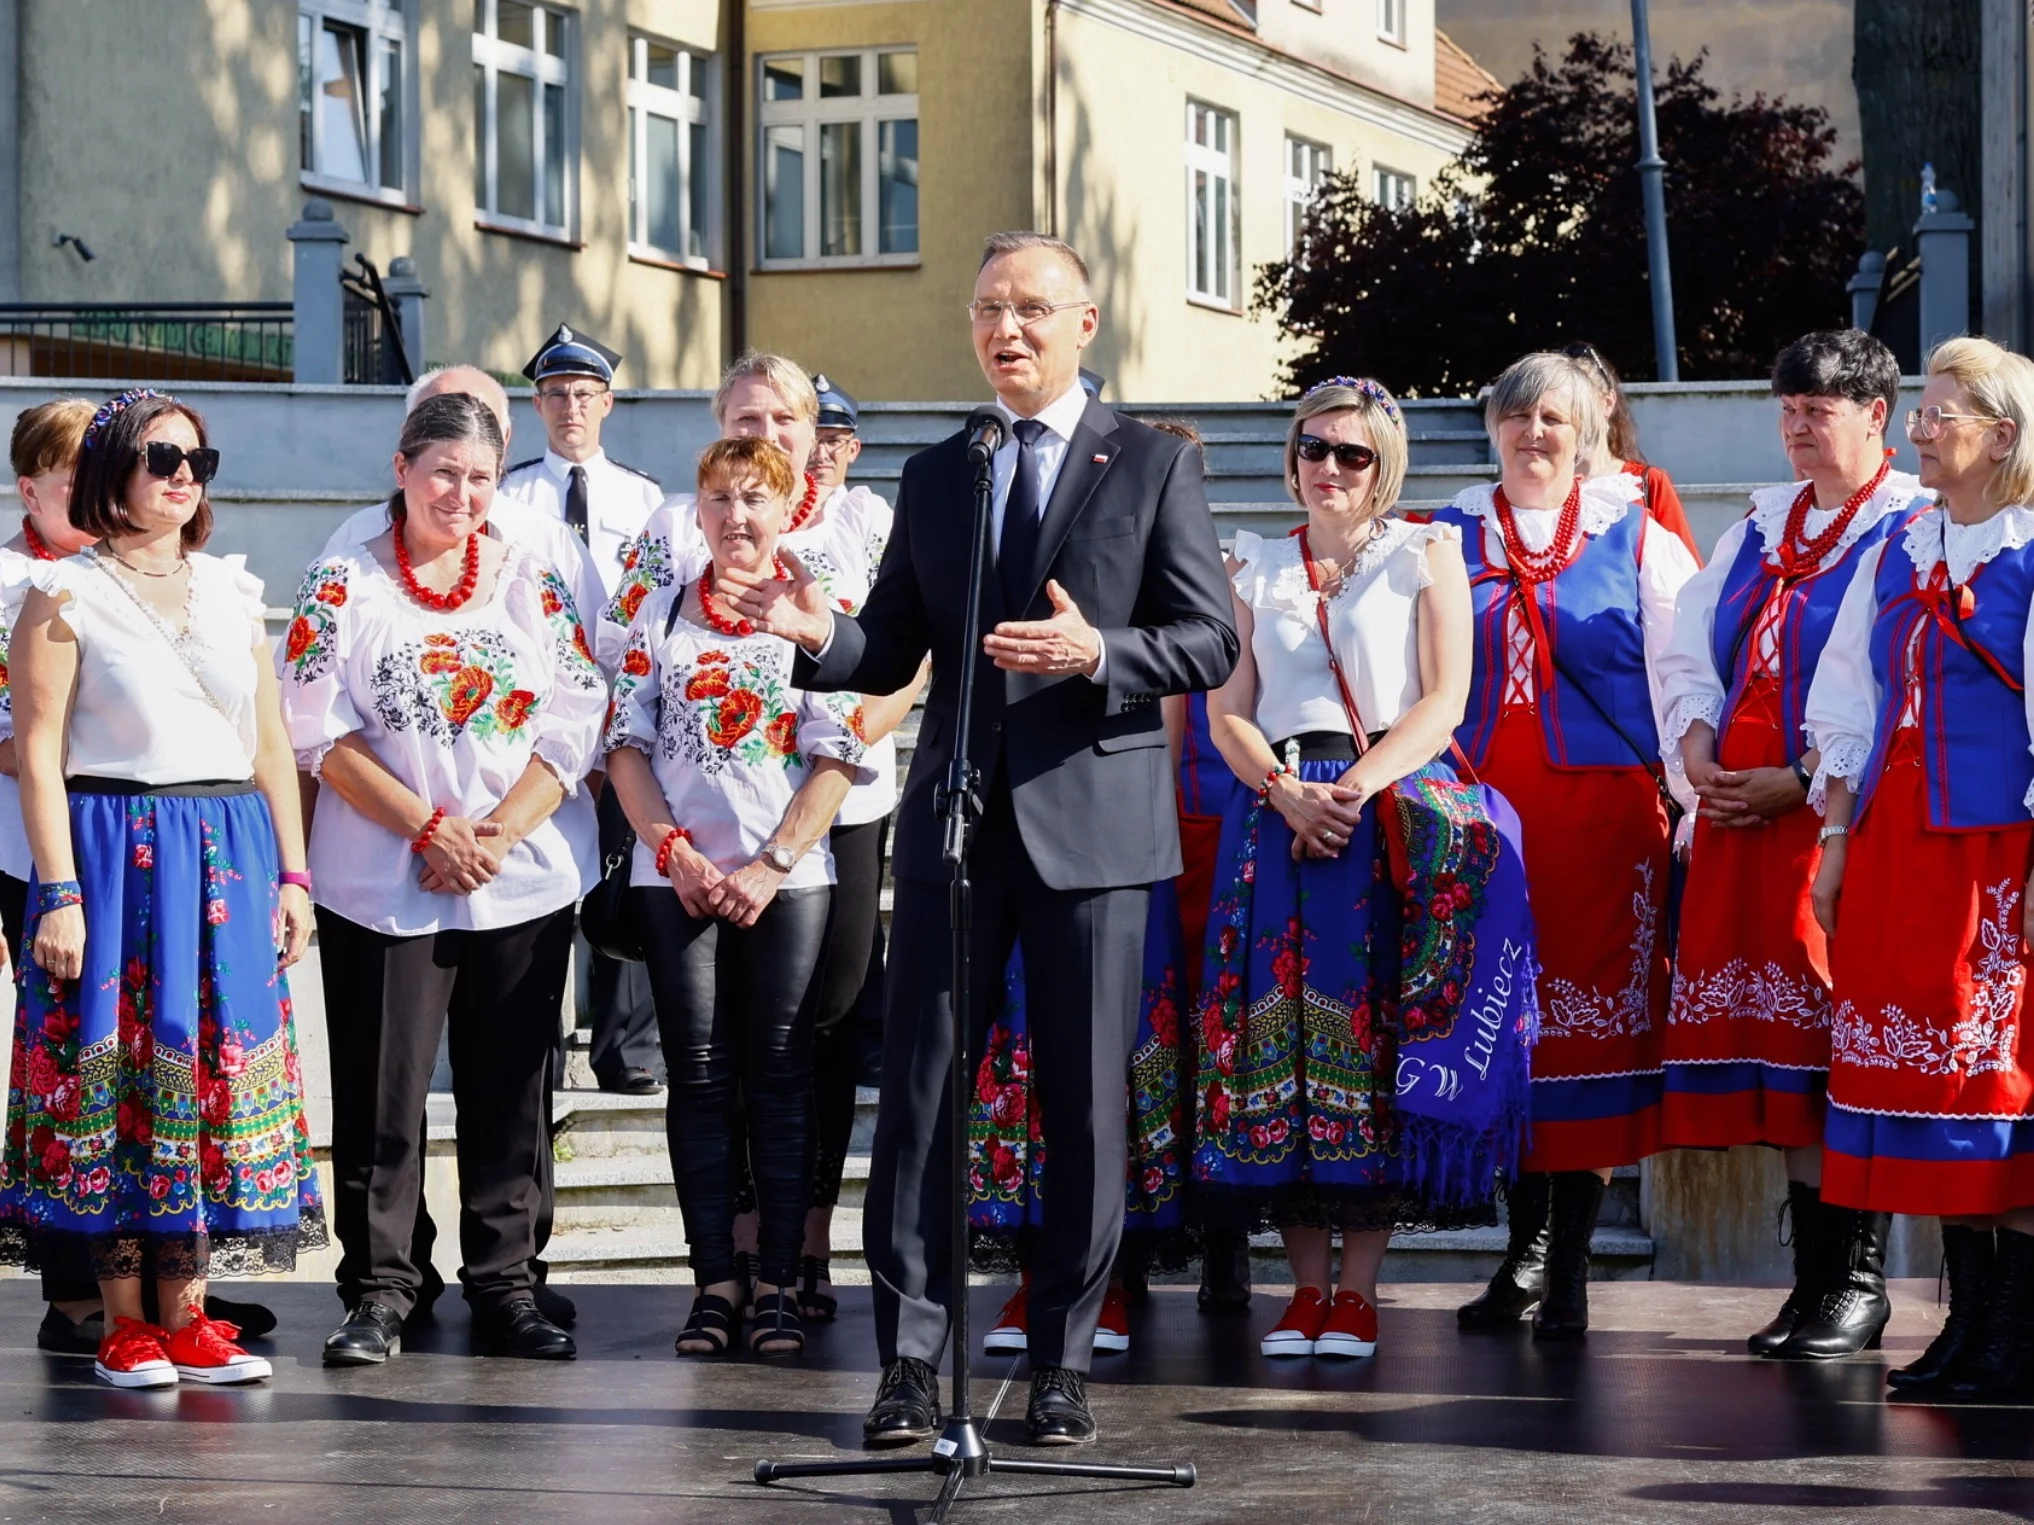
[1302,375,1401,423]
[82,387,167,451]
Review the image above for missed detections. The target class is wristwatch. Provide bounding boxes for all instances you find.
[760,842,797,873]
[1816,824,1849,846]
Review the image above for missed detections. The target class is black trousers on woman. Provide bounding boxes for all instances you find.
[802,816,887,1208]
[316,905,575,1317]
[637,884,829,1288]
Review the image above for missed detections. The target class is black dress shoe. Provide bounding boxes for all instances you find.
[324,1302,404,1366]
[863,1357,941,1447]
[204,1295,277,1340]
[598,1066,665,1096]
[535,1285,578,1328]
[473,1298,577,1359]
[1025,1365,1096,1446]
[37,1305,104,1356]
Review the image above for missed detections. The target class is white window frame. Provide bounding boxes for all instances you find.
[1283,135,1331,259]
[1377,0,1408,47]
[1185,101,1240,311]
[299,0,418,207]
[473,0,579,240]
[755,48,921,270]
[1373,165,1417,211]
[627,36,717,269]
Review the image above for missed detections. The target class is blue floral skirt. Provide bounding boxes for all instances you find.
[966,879,1195,1272]
[0,788,325,1281]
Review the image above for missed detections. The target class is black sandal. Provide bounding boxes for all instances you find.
[733,1251,760,1320]
[797,1255,838,1323]
[748,1292,805,1357]
[675,1293,738,1357]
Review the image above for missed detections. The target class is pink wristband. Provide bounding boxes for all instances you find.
[279,871,313,892]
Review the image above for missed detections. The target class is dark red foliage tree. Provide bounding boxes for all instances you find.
[1258,34,1867,396]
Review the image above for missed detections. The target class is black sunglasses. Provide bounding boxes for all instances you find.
[141,441,220,484]
[1296,435,1378,471]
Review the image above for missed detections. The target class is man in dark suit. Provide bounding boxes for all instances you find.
[727,231,1236,1446]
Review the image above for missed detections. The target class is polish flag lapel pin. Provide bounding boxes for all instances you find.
[1091,452,1110,464]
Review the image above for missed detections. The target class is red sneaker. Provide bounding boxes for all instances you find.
[1261,1288,1331,1357]
[94,1317,177,1389]
[984,1283,1028,1354]
[1093,1284,1130,1353]
[1315,1290,1379,1358]
[166,1311,272,1385]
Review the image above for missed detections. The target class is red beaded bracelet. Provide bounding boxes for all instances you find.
[654,826,692,877]
[1261,762,1292,796]
[410,807,447,855]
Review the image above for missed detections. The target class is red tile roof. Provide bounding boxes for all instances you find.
[1434,28,1503,124]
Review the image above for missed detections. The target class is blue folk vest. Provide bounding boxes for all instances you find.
[1853,524,2034,831]
[1435,500,1658,770]
[1710,503,1912,750]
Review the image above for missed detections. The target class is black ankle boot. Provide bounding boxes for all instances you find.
[1773,1204,1891,1359]
[1197,1226,1253,1313]
[1460,1172,1551,1328]
[1533,1172,1606,1340]
[1887,1225,1994,1393]
[1748,1181,1824,1356]
[1948,1227,2034,1399]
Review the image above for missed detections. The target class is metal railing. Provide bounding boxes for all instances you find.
[0,302,293,382]
[339,255,414,387]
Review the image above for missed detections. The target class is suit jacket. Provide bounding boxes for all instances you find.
[796,399,1238,891]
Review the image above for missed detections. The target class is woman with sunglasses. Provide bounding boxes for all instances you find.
[1654,329,1921,1361]
[603,352,924,1324]
[0,389,323,1388]
[278,392,605,1366]
[1562,342,1700,559]
[1196,378,1535,1366]
[1435,353,1698,1340]
[1805,336,2034,1398]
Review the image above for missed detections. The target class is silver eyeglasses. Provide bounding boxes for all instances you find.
[966,299,1088,326]
[1906,405,1996,440]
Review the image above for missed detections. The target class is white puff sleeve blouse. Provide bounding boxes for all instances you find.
[604,583,876,891]
[276,544,606,935]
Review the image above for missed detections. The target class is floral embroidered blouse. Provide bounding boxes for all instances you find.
[604,581,875,891]
[277,544,606,935]
[0,548,39,881]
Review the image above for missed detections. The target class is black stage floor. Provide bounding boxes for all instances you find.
[2,1280,2030,1524]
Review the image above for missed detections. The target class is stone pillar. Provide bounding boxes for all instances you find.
[382,256,429,380]
[1847,251,1885,333]
[1915,189,1976,358]
[286,199,350,384]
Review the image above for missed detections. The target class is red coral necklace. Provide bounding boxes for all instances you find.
[1493,479,1584,584]
[784,473,822,535]
[20,516,56,562]
[394,523,481,611]
[698,556,789,637]
[1774,456,1890,578]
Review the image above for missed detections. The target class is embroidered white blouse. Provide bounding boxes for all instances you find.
[28,549,268,788]
[276,544,606,935]
[1803,504,2034,815]
[1656,472,1925,766]
[0,549,40,880]
[602,482,899,826]
[604,582,875,891]
[1230,519,1458,746]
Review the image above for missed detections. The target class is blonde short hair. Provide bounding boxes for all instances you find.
[1483,352,1608,471]
[712,351,818,425]
[697,435,798,502]
[9,397,93,479]
[1925,336,2034,508]
[1284,380,1409,518]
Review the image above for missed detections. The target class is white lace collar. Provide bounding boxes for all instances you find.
[1899,503,2034,585]
[1458,476,1635,543]
[1746,471,1926,571]
[1259,516,1422,613]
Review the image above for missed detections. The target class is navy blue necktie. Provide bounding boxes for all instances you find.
[998,418,1048,612]
[565,465,589,542]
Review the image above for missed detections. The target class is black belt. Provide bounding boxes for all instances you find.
[1268,729,1387,763]
[67,775,257,798]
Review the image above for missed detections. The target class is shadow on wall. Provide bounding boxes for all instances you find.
[1060,85,1146,395]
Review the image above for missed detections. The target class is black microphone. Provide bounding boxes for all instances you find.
[964,405,1006,465]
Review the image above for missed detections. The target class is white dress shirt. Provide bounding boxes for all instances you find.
[498,447,664,597]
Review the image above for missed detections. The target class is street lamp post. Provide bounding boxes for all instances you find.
[1631,0,1679,381]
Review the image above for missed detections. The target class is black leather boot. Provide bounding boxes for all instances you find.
[1888,1225,1994,1393]
[1460,1172,1552,1328]
[1773,1204,1891,1358]
[1197,1224,1253,1313]
[1747,1181,1824,1356]
[1533,1172,1606,1340]
[1948,1227,2034,1399]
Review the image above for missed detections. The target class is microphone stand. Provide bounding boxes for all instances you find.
[755,430,1197,1520]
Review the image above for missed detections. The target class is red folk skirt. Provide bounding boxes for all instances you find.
[1661,676,1831,1149]
[1482,706,1670,1171]
[1823,731,2034,1216]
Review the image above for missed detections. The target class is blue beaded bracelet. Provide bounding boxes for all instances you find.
[35,880,82,915]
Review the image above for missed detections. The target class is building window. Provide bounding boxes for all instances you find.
[1377,0,1407,46]
[473,0,576,236]
[298,1,414,201]
[756,48,919,268]
[1186,102,1239,309]
[1284,136,1331,257]
[628,37,713,266]
[1374,166,1417,211]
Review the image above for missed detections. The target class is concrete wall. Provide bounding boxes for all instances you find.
[1256,0,1440,109]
